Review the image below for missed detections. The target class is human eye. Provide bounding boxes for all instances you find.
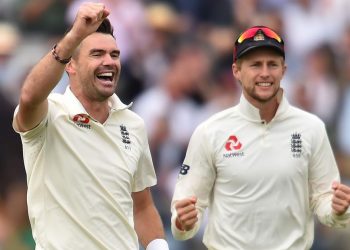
[90,50,103,57]
[250,62,260,68]
[268,61,279,68]
[111,51,120,59]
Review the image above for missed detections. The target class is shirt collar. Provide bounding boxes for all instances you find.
[63,86,132,117]
[238,88,289,123]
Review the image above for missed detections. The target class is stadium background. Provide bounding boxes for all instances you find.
[1,0,350,249]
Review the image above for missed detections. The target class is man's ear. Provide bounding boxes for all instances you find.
[282,63,287,77]
[65,59,75,75]
[232,63,240,81]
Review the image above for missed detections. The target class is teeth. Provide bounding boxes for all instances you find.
[257,82,271,87]
[98,72,113,77]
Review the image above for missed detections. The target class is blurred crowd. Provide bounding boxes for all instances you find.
[1,0,350,249]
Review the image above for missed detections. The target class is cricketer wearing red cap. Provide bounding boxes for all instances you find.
[171,26,350,249]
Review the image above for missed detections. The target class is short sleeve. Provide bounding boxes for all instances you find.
[132,126,157,192]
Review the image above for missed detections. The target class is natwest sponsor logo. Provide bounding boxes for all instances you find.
[225,135,242,151]
[72,114,91,129]
[73,114,90,124]
[223,135,244,158]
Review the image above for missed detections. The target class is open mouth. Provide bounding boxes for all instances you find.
[96,72,114,82]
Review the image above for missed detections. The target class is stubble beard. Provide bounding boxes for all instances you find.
[248,86,279,104]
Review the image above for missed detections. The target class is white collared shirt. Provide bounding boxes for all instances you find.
[13,87,156,250]
[171,92,350,250]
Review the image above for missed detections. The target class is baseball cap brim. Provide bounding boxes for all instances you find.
[237,42,285,60]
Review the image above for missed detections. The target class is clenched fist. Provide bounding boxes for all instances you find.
[175,196,198,231]
[332,181,350,215]
[69,2,110,43]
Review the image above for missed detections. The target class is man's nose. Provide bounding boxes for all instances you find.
[102,54,116,65]
[260,64,270,78]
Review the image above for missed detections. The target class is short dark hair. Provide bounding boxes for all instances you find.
[96,18,115,38]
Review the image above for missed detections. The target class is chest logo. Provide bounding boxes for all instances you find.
[120,125,131,149]
[223,135,244,158]
[72,114,91,129]
[291,132,302,158]
[225,135,242,151]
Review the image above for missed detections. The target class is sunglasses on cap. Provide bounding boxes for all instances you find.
[237,26,282,44]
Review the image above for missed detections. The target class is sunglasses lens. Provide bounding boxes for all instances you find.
[237,28,258,43]
[261,28,282,43]
[237,27,282,44]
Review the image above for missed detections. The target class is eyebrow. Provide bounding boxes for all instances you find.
[89,49,120,55]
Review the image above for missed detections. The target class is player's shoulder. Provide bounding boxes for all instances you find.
[195,106,238,134]
[48,92,64,102]
[205,105,238,124]
[288,105,325,127]
[47,93,67,112]
[121,107,146,126]
[285,105,328,139]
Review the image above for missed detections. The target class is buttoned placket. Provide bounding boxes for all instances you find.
[260,120,271,147]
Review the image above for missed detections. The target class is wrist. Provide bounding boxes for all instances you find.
[52,44,71,64]
[64,30,84,47]
[146,239,169,250]
[53,31,82,59]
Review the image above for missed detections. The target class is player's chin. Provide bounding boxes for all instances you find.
[256,89,279,101]
[253,93,276,103]
[96,87,116,100]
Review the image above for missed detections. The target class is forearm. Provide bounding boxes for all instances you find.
[134,204,165,247]
[20,32,79,106]
[312,182,350,227]
[313,183,350,228]
[17,31,81,131]
[314,196,350,228]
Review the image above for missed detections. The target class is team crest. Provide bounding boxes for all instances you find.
[254,32,265,41]
[120,125,131,150]
[291,132,302,158]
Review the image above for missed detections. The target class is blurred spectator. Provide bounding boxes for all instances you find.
[117,2,184,104]
[149,0,233,28]
[336,57,350,156]
[281,0,350,75]
[258,0,292,11]
[133,39,213,165]
[1,37,53,105]
[1,0,71,103]
[0,182,34,250]
[0,22,20,88]
[15,0,71,35]
[142,2,184,86]
[334,23,350,72]
[289,44,341,133]
[0,0,18,21]
[0,89,34,250]
[0,22,19,62]
[232,0,258,30]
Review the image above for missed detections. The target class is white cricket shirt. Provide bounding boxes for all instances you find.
[171,92,350,250]
[13,87,156,250]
